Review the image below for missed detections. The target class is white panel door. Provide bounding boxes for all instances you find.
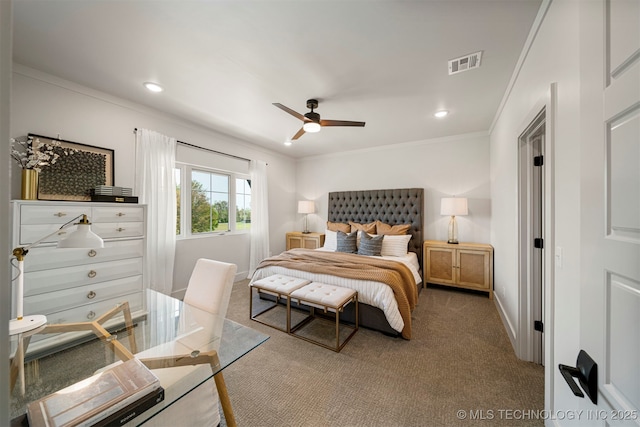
[580,0,640,425]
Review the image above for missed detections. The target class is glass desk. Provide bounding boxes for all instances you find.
[9,289,269,426]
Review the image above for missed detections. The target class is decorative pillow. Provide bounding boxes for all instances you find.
[349,221,376,234]
[380,234,412,257]
[336,231,357,253]
[322,229,337,251]
[376,220,411,235]
[327,221,351,233]
[358,232,384,256]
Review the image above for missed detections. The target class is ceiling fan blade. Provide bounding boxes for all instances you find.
[291,127,306,140]
[273,103,306,121]
[320,119,366,127]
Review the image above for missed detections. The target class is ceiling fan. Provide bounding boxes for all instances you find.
[273,99,365,140]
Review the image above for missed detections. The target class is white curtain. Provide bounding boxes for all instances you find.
[247,160,270,277]
[135,129,177,295]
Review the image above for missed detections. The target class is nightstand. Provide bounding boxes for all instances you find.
[423,240,494,299]
[286,232,325,250]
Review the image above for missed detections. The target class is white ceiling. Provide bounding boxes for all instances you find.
[12,0,542,158]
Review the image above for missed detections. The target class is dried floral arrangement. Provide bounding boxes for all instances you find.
[10,135,77,172]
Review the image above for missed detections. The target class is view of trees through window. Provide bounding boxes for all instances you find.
[236,178,251,229]
[175,166,251,236]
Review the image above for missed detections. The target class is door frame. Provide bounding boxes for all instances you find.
[518,107,545,365]
[515,84,557,414]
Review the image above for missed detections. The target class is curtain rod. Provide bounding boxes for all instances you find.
[134,128,252,163]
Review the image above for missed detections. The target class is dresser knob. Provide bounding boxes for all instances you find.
[117,212,125,217]
[57,231,67,236]
[87,311,96,320]
[54,212,67,217]
[87,291,96,299]
[88,270,97,278]
[116,227,125,232]
[87,249,97,257]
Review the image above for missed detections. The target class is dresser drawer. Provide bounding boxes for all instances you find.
[24,258,143,296]
[19,205,88,226]
[29,292,144,346]
[91,206,145,223]
[91,222,144,239]
[24,276,143,315]
[24,239,144,272]
[19,223,76,245]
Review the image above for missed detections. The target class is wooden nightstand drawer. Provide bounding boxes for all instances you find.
[286,232,325,250]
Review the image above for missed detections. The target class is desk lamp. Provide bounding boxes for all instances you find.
[440,197,468,244]
[10,214,104,335]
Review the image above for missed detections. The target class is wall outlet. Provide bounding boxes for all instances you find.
[502,286,506,298]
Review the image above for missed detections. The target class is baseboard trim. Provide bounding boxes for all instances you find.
[494,294,517,355]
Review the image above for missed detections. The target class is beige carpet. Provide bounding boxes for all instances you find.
[221,280,544,427]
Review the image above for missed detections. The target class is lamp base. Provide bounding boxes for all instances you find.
[302,231,311,234]
[10,315,47,335]
[447,240,459,244]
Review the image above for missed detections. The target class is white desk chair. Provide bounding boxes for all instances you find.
[125,259,237,426]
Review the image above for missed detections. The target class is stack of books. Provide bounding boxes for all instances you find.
[90,186,137,203]
[27,358,164,427]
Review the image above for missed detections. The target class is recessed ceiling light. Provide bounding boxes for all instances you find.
[434,110,449,118]
[143,82,163,93]
[284,141,292,146]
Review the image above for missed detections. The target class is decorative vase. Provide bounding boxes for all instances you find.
[21,169,39,200]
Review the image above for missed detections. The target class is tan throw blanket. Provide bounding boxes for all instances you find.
[255,249,418,339]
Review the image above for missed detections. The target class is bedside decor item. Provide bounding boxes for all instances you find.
[440,197,468,244]
[10,213,104,335]
[29,133,114,201]
[11,135,78,200]
[298,200,315,233]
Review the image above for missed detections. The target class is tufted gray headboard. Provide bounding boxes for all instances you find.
[327,188,424,274]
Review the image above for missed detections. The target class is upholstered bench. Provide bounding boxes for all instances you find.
[249,275,311,332]
[289,282,358,352]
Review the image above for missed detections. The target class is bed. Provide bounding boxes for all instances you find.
[251,188,424,339]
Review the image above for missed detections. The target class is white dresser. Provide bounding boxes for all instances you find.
[11,200,147,354]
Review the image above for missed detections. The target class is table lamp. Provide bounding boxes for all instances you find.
[440,197,468,244]
[298,200,315,234]
[10,214,104,335]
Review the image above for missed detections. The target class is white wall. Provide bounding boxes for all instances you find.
[490,0,582,421]
[295,132,492,244]
[10,65,297,296]
[1,0,13,422]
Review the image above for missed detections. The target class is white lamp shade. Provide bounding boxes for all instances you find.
[57,224,105,248]
[298,200,315,214]
[302,122,321,133]
[440,198,468,216]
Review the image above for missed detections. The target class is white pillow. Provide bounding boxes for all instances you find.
[323,229,337,251]
[380,234,411,257]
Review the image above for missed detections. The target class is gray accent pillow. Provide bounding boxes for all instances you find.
[358,232,384,256]
[336,231,357,253]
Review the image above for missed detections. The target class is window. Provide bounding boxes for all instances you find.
[236,178,251,230]
[175,163,251,238]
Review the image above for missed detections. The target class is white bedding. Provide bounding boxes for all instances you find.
[250,250,422,334]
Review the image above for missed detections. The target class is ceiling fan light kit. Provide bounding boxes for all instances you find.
[273,98,365,141]
[303,122,321,133]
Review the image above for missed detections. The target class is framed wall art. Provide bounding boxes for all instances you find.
[30,134,114,201]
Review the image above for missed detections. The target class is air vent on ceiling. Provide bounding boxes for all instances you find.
[448,51,483,75]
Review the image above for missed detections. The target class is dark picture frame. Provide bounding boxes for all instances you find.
[30,133,114,201]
